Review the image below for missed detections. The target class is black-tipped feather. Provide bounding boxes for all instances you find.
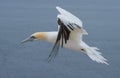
[48,18,81,62]
[48,19,71,62]
[47,41,60,62]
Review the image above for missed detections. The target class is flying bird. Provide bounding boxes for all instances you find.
[21,6,109,65]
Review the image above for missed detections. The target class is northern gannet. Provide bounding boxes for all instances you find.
[21,6,109,65]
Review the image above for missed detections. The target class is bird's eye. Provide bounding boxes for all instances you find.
[30,36,36,39]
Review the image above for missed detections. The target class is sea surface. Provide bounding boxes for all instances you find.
[0,0,120,78]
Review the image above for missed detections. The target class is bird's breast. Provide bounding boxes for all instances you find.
[44,31,81,51]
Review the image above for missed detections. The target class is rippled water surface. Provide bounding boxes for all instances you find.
[0,0,120,78]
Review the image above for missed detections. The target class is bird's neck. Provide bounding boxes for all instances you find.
[42,31,58,43]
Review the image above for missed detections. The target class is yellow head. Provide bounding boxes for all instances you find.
[21,32,47,43]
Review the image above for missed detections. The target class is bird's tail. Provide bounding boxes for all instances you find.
[81,42,109,65]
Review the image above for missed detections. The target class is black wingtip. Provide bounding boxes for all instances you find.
[47,40,60,62]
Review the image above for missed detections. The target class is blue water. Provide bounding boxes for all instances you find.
[0,0,120,78]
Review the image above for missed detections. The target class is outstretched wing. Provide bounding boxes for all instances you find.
[56,6,83,27]
[48,6,88,62]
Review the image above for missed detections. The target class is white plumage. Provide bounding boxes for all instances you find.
[56,6,83,27]
[22,6,109,65]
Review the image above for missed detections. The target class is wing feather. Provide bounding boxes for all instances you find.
[48,6,87,62]
[56,6,83,27]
